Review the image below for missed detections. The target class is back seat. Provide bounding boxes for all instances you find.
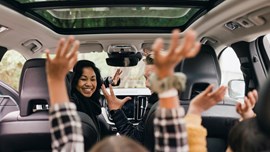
[144,44,239,152]
[0,59,99,151]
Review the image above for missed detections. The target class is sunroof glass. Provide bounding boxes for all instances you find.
[2,0,223,33]
[33,7,199,28]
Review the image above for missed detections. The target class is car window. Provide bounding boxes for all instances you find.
[0,50,26,90]
[219,47,244,85]
[79,52,145,88]
[43,52,146,88]
[219,47,244,100]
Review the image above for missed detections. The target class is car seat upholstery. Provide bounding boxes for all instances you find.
[0,95,18,120]
[144,44,236,152]
[0,59,99,151]
[256,75,270,136]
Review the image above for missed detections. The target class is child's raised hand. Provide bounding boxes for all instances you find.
[46,36,79,81]
[236,89,258,120]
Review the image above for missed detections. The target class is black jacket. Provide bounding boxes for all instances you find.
[70,89,102,134]
[110,93,158,144]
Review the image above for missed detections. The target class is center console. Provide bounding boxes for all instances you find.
[100,88,151,131]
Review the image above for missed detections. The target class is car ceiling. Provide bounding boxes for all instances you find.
[0,0,270,59]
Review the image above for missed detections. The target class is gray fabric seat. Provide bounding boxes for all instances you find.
[144,45,235,152]
[0,59,99,151]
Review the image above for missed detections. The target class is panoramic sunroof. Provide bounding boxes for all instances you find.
[1,0,224,34]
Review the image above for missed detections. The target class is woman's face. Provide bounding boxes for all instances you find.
[76,67,97,97]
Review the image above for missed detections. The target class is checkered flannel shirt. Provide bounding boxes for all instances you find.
[154,107,188,152]
[49,102,84,152]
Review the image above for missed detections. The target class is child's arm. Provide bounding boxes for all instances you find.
[46,36,84,152]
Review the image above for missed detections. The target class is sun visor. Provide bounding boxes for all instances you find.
[47,43,103,53]
[141,43,169,50]
[79,43,103,53]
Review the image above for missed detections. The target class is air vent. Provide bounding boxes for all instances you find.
[191,83,209,99]
[22,39,42,53]
[136,96,148,120]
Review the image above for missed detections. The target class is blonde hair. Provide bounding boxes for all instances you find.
[90,136,148,152]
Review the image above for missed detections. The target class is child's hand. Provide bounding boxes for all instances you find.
[46,36,79,81]
[236,90,258,120]
[152,29,201,79]
[188,85,227,115]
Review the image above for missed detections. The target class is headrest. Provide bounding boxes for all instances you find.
[176,44,221,100]
[256,76,270,136]
[19,58,49,116]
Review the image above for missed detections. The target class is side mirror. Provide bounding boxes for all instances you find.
[228,79,245,99]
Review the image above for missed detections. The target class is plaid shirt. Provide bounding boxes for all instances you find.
[49,102,84,152]
[154,107,188,152]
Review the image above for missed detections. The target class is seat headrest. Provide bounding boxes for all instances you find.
[256,76,270,136]
[176,44,221,100]
[19,58,49,116]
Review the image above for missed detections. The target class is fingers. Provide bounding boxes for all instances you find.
[152,38,164,63]
[252,89,258,101]
[69,52,78,69]
[60,36,75,57]
[207,85,225,97]
[118,69,123,75]
[247,91,256,108]
[55,38,65,57]
[109,84,115,97]
[122,96,132,104]
[186,41,201,58]
[101,84,109,97]
[236,103,242,114]
[207,85,226,102]
[180,30,197,55]
[242,96,249,111]
[67,40,80,60]
[202,84,214,95]
[168,29,180,56]
[45,49,51,63]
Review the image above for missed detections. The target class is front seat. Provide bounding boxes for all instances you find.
[256,74,270,136]
[144,44,233,152]
[0,59,99,151]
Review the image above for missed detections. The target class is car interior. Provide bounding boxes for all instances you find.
[0,0,270,152]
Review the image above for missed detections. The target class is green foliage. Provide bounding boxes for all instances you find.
[0,50,26,90]
[34,7,199,28]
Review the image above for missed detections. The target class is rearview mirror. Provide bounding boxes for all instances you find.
[228,79,245,99]
[106,57,139,67]
[106,52,142,67]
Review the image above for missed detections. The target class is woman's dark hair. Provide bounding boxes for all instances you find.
[71,60,102,101]
[228,118,270,152]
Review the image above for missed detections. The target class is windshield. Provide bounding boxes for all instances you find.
[44,52,146,88]
[79,52,145,88]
